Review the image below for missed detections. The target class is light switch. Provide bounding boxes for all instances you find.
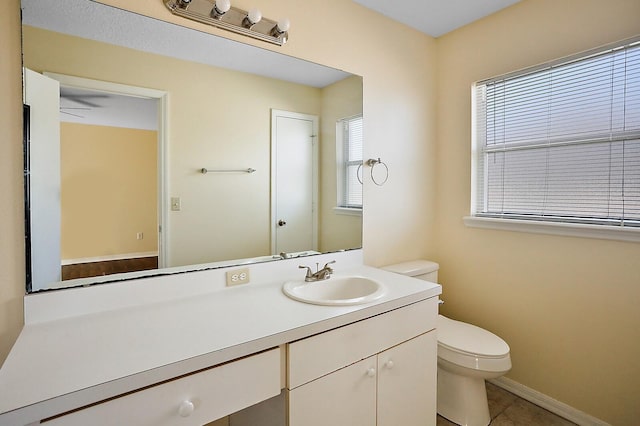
[171,197,181,211]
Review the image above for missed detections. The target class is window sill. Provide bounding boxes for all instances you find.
[463,216,640,243]
[333,207,362,217]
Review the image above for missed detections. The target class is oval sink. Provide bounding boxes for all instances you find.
[282,276,386,306]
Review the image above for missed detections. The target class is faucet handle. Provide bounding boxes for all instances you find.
[322,260,336,272]
[299,265,313,278]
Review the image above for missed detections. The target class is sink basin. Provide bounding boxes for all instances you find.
[282,276,386,306]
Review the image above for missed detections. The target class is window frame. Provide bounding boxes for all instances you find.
[335,115,363,216]
[467,36,640,243]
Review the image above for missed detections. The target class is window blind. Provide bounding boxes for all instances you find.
[474,39,640,227]
[342,116,363,208]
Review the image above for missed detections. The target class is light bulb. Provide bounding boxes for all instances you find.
[215,0,231,13]
[270,17,290,38]
[247,8,262,24]
[211,0,231,18]
[276,18,290,33]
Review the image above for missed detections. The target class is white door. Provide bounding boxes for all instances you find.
[23,68,61,290]
[271,110,318,255]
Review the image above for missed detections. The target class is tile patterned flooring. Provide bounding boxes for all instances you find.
[437,382,577,426]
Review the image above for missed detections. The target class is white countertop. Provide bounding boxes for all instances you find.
[0,253,441,425]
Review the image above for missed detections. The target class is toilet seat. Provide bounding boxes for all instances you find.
[437,315,511,373]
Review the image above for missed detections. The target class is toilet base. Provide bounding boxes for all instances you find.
[437,367,491,426]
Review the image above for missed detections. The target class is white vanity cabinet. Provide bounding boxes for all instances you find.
[0,259,442,426]
[287,298,438,426]
[43,348,281,426]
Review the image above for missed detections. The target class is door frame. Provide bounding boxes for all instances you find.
[270,109,319,255]
[44,72,170,268]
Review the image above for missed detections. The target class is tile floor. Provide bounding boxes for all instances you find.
[436,382,577,426]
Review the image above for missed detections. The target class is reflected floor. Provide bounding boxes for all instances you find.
[437,382,577,426]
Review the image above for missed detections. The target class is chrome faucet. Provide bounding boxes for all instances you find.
[299,261,336,282]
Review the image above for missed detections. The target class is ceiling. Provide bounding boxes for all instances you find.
[22,0,351,128]
[353,0,521,38]
[59,87,158,130]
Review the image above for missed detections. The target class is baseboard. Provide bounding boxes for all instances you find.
[61,251,158,265]
[488,377,610,426]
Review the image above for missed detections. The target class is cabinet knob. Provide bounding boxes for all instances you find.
[178,400,195,417]
[366,368,376,377]
[385,360,395,369]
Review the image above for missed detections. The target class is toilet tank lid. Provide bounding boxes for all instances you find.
[382,260,439,276]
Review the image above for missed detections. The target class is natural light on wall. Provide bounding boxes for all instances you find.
[467,37,640,242]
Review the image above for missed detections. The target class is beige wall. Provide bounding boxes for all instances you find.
[0,0,24,364]
[60,123,158,260]
[4,0,436,362]
[92,0,439,268]
[23,26,323,267]
[435,1,640,424]
[3,0,638,423]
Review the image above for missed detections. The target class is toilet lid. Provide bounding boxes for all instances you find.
[437,315,510,358]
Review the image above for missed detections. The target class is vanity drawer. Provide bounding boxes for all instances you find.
[45,348,280,426]
[287,297,437,389]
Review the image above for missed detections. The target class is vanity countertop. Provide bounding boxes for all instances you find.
[0,256,441,425]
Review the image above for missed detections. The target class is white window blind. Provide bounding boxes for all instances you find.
[473,38,640,228]
[339,116,363,208]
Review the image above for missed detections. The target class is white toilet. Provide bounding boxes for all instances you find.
[383,260,511,426]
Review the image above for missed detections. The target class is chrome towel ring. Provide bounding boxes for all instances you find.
[357,158,389,186]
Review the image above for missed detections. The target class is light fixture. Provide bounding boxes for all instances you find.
[164,0,290,46]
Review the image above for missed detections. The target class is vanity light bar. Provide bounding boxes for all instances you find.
[164,0,290,46]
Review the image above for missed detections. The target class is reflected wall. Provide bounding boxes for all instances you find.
[23,25,362,273]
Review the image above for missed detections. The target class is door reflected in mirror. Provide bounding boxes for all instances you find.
[21,0,363,292]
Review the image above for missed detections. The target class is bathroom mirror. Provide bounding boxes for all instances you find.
[22,0,363,292]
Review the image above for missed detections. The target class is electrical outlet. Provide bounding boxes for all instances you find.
[136,232,144,240]
[226,268,250,286]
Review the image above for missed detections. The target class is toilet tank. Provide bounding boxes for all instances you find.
[382,260,439,283]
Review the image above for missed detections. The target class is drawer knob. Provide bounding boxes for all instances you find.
[178,400,195,417]
[366,368,376,377]
[385,360,395,369]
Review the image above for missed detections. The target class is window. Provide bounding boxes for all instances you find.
[336,115,363,212]
[470,38,640,239]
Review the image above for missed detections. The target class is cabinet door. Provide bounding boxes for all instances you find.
[377,332,437,426]
[288,356,376,426]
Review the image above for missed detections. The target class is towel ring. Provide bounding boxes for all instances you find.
[365,158,389,186]
[356,162,364,185]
